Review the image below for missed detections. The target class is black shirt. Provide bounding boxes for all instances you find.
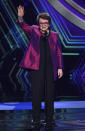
[39,34,52,72]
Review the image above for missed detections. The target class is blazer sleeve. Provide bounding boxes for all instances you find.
[16,21,33,36]
[56,34,63,69]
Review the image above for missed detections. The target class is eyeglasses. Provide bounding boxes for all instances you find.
[39,22,49,25]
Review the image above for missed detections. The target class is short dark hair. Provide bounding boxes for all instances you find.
[37,13,51,24]
[16,0,24,7]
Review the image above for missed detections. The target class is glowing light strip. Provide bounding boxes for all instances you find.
[16,68,24,89]
[0,12,20,48]
[19,69,25,89]
[25,72,31,87]
[9,63,17,88]
[62,53,80,55]
[47,0,85,30]
[7,0,17,15]
[55,15,85,44]
[19,69,26,89]
[0,26,13,49]
[59,15,85,39]
[1,101,85,110]
[65,0,85,15]
[22,70,28,87]
[32,0,39,14]
[21,70,27,87]
[24,71,30,98]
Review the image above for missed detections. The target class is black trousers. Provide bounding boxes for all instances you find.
[31,62,54,123]
[31,35,54,123]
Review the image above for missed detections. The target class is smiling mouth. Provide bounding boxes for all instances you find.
[42,27,47,29]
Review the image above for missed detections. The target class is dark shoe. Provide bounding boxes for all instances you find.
[30,120,42,130]
[31,121,40,127]
[46,120,55,129]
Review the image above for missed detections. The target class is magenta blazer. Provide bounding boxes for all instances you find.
[18,21,63,80]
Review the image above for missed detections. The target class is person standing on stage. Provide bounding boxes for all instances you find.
[17,5,63,128]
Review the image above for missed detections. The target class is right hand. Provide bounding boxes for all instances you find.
[17,5,24,17]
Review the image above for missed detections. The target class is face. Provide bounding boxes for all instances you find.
[39,18,50,33]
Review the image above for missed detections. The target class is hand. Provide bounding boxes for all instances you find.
[17,5,24,17]
[58,69,63,79]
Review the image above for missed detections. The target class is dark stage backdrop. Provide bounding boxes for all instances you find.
[0,0,85,102]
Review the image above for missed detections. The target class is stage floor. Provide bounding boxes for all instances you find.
[0,101,85,130]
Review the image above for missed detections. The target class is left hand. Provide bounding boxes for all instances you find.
[58,69,63,79]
